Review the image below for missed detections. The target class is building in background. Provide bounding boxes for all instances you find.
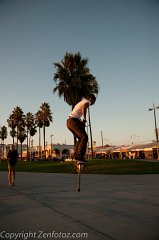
[0,142,158,160]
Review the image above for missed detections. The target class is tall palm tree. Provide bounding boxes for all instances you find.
[39,102,53,159]
[29,126,37,159]
[0,125,7,159]
[35,110,44,158]
[53,52,99,109]
[7,114,16,144]
[25,112,36,159]
[11,106,25,148]
[17,126,26,160]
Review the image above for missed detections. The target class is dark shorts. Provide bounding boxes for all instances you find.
[9,160,17,166]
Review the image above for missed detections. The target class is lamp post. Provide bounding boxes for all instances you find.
[148,103,159,159]
[101,131,103,147]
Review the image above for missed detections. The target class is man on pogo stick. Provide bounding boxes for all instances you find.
[67,94,96,163]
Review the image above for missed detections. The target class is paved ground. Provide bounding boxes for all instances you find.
[0,172,159,240]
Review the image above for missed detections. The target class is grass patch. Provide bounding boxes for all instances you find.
[1,159,159,174]
[87,159,159,174]
[0,160,73,173]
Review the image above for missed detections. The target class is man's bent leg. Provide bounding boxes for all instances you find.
[67,118,88,160]
[67,118,79,158]
[76,132,88,160]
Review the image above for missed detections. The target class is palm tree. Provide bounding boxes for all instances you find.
[7,114,16,144]
[11,106,25,148]
[17,126,26,160]
[25,112,36,159]
[39,102,53,159]
[35,110,44,158]
[0,125,7,159]
[29,126,37,159]
[53,52,99,109]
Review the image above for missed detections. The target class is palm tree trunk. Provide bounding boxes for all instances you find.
[17,126,18,150]
[0,141,2,160]
[21,142,22,160]
[3,140,4,159]
[43,126,46,160]
[27,130,29,160]
[39,127,41,158]
[29,135,31,160]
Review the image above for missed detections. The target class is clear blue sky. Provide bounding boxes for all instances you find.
[0,0,159,147]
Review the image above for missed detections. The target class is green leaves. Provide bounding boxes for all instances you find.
[53,52,100,107]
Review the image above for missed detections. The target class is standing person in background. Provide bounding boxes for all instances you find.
[67,94,96,162]
[7,144,18,186]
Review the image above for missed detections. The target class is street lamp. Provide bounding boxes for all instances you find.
[101,130,103,147]
[148,103,159,159]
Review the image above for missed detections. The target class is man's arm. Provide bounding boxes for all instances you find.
[82,102,89,122]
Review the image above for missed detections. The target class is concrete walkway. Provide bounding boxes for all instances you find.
[0,172,159,240]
